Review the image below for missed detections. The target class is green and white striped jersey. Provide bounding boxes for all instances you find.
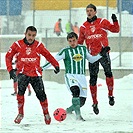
[42,45,101,75]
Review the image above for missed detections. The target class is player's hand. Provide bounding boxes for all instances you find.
[54,66,60,74]
[111,14,117,22]
[100,46,110,56]
[9,69,17,79]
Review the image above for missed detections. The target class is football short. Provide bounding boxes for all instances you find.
[64,73,87,97]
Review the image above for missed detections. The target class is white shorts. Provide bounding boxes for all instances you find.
[64,73,87,97]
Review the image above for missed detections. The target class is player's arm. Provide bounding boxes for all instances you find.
[86,46,110,63]
[78,26,85,45]
[5,43,18,79]
[103,14,120,33]
[40,43,59,68]
[5,43,17,72]
[86,49,102,63]
[42,53,64,70]
[41,48,65,70]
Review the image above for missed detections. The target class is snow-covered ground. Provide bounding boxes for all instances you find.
[0,74,133,133]
[0,50,133,133]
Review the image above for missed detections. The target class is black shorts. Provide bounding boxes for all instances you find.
[17,74,47,101]
[89,53,113,85]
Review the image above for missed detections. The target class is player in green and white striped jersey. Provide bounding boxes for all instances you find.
[42,32,110,121]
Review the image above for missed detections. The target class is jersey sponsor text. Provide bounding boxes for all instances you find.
[21,58,37,62]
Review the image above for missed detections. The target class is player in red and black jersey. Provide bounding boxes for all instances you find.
[5,26,60,124]
[78,4,120,115]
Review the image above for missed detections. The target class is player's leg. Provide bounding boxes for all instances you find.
[30,76,51,125]
[14,74,29,124]
[80,97,86,107]
[100,53,115,106]
[70,86,85,121]
[66,97,86,113]
[65,74,87,109]
[11,77,18,96]
[65,74,85,121]
[27,84,31,96]
[77,75,87,108]
[89,61,99,114]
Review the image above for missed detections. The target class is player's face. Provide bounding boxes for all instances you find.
[86,8,97,19]
[68,37,78,48]
[25,30,37,44]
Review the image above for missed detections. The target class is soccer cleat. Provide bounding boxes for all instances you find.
[92,104,99,115]
[14,114,24,124]
[109,96,115,106]
[11,92,17,96]
[76,115,85,121]
[28,91,31,96]
[44,113,51,125]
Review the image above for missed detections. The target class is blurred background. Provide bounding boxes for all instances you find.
[0,0,133,83]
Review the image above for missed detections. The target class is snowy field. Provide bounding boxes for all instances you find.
[0,74,133,133]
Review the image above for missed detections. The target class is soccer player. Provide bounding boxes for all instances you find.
[78,4,120,115]
[42,32,110,121]
[5,26,60,125]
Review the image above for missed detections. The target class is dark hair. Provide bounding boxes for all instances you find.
[86,4,97,11]
[26,26,37,33]
[67,32,78,40]
[58,18,62,21]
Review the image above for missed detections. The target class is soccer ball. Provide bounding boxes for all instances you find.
[53,108,67,122]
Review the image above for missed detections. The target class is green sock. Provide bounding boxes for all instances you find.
[66,105,74,113]
[72,97,81,116]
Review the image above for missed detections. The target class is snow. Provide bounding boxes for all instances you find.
[0,74,133,133]
[0,47,133,133]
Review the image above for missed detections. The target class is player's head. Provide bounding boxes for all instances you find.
[67,32,78,48]
[86,4,97,19]
[58,18,62,22]
[25,26,37,44]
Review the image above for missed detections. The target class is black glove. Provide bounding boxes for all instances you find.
[54,66,60,74]
[9,69,17,80]
[100,46,110,56]
[111,14,117,22]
